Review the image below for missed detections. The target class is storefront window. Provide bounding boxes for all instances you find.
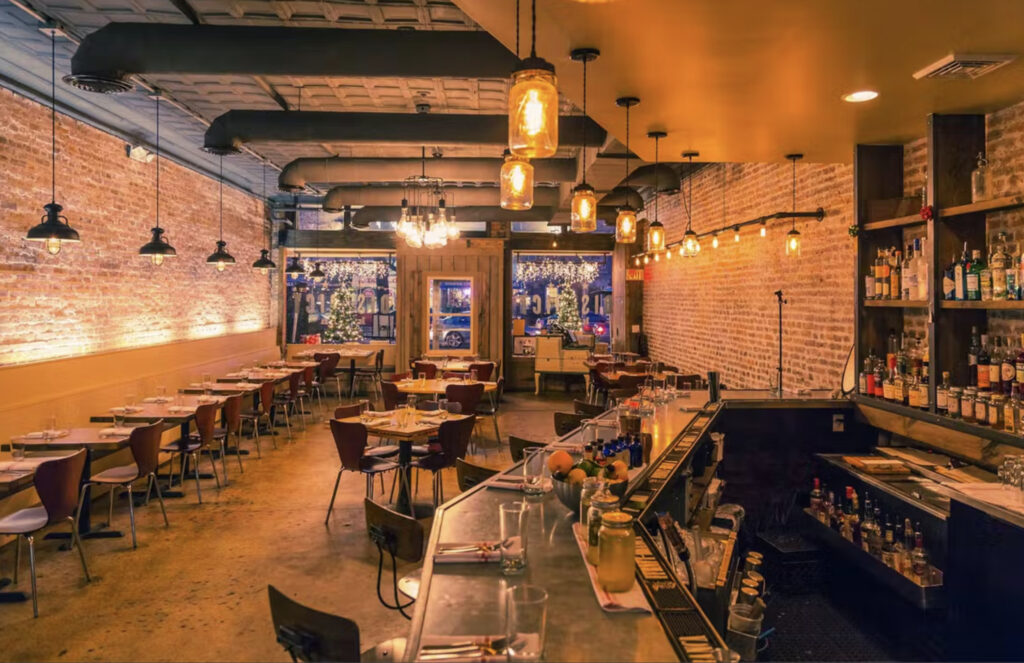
[284,254,397,345]
[425,276,475,355]
[511,252,612,345]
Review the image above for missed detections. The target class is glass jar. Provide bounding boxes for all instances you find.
[579,477,604,526]
[947,387,962,418]
[975,390,990,426]
[508,66,559,159]
[586,493,620,566]
[597,511,636,592]
[989,394,1005,428]
[961,387,977,423]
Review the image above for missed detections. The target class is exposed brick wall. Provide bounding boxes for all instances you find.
[0,87,275,366]
[643,161,854,391]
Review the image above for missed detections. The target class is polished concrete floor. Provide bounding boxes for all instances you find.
[0,391,577,662]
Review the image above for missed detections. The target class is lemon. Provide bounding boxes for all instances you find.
[547,449,574,475]
[567,468,587,485]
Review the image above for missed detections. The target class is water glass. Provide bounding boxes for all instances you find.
[522,448,546,496]
[45,414,58,436]
[156,385,167,400]
[418,372,427,384]
[506,585,548,662]
[469,369,478,383]
[10,440,24,461]
[125,393,137,408]
[499,502,529,575]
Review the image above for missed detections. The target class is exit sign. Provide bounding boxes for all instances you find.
[626,268,645,281]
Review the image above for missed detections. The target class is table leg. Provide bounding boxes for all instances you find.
[395,440,413,515]
[348,359,358,398]
[45,449,123,546]
[156,421,192,498]
[0,576,27,603]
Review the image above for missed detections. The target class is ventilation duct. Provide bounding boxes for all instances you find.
[598,186,645,210]
[351,206,557,225]
[322,185,561,212]
[913,53,1017,80]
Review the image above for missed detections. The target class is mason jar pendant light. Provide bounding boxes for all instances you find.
[251,164,277,273]
[508,0,558,158]
[681,151,700,257]
[614,97,640,243]
[570,47,599,233]
[785,153,803,257]
[207,156,235,272]
[645,131,667,252]
[26,28,80,256]
[500,149,534,210]
[139,93,176,266]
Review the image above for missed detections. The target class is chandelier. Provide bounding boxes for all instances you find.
[395,147,461,249]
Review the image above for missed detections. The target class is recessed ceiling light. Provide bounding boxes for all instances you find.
[843,90,879,103]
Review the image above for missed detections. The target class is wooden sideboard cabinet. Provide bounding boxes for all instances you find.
[533,335,589,394]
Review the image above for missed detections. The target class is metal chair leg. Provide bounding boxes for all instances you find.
[68,518,90,582]
[126,484,137,549]
[150,474,169,527]
[207,450,221,488]
[366,473,374,500]
[492,415,501,446]
[27,535,37,618]
[13,534,20,585]
[219,438,229,483]
[108,486,115,526]
[325,470,342,525]
[252,420,263,458]
[191,452,203,504]
[234,433,244,473]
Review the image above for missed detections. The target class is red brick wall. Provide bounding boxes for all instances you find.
[643,161,854,391]
[0,87,274,366]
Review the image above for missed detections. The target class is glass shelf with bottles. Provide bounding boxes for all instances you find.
[941,232,1024,308]
[858,331,931,410]
[864,238,929,305]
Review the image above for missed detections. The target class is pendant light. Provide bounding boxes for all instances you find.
[681,151,700,257]
[26,29,79,255]
[500,149,534,210]
[570,48,599,232]
[614,97,639,243]
[285,255,304,274]
[139,93,176,265]
[207,156,235,271]
[645,131,666,252]
[252,163,277,273]
[309,201,325,281]
[508,0,558,158]
[785,154,803,256]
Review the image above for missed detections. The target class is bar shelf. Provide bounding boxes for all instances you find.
[938,194,1024,219]
[861,213,925,232]
[863,299,928,308]
[938,300,1024,310]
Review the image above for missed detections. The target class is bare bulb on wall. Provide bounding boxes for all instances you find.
[151,254,164,266]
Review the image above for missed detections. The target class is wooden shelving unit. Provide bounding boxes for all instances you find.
[938,194,1024,219]
[939,300,1024,310]
[861,213,926,232]
[864,299,928,308]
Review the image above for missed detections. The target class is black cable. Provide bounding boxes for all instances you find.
[624,104,630,188]
[218,155,224,240]
[50,30,56,203]
[155,94,160,229]
[530,0,537,58]
[515,0,520,59]
[581,56,587,183]
[373,541,415,620]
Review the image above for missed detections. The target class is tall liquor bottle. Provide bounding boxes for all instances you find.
[937,371,951,414]
[943,253,957,300]
[915,237,928,300]
[886,328,898,373]
[902,245,914,300]
[978,334,992,391]
[860,493,878,554]
[989,336,1003,394]
[890,250,902,300]
[1016,333,1024,387]
[901,517,915,577]
[968,249,984,301]
[810,477,823,514]
[881,516,897,568]
[968,326,982,387]
[992,233,1010,300]
[873,358,886,398]
[1001,336,1016,395]
[881,248,893,299]
[910,523,929,582]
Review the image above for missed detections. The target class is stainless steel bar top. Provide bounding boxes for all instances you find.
[404,391,710,662]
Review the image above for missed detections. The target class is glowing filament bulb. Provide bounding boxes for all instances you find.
[217,261,226,272]
[523,90,545,137]
[45,237,62,255]
[760,222,767,238]
[510,164,527,193]
[151,254,164,266]
[712,234,719,249]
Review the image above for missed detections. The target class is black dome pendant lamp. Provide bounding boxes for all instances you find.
[139,92,176,265]
[207,155,235,272]
[251,163,277,273]
[26,28,80,255]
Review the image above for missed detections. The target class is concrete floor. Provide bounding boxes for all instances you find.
[0,391,576,662]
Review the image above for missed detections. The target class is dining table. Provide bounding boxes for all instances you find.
[294,348,375,395]
[337,410,471,518]
[395,378,497,397]
[9,427,136,539]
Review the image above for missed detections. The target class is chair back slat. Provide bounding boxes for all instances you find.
[223,394,243,433]
[573,399,605,417]
[302,366,315,390]
[412,361,437,379]
[193,402,220,447]
[267,585,360,663]
[129,420,165,476]
[313,352,341,376]
[333,402,365,419]
[553,411,585,437]
[467,362,494,381]
[34,449,86,524]
[329,419,368,471]
[444,382,484,415]
[259,380,276,413]
[381,381,408,410]
[363,498,424,563]
[509,436,545,463]
[456,458,498,492]
[437,415,476,464]
[288,371,301,399]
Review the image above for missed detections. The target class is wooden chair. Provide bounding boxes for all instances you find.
[509,436,545,463]
[386,372,410,382]
[554,411,585,437]
[617,374,648,392]
[79,421,169,550]
[411,361,437,379]
[160,401,222,503]
[0,449,90,617]
[467,361,495,381]
[325,420,399,526]
[333,403,399,458]
[352,349,385,400]
[456,458,498,492]
[573,399,605,417]
[214,394,245,477]
[313,352,345,401]
[240,380,276,456]
[412,416,475,506]
[381,380,408,411]
[474,376,504,446]
[364,498,425,615]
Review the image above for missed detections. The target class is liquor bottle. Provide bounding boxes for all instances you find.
[861,352,876,395]
[860,493,877,554]
[848,488,861,545]
[915,237,928,300]
[1008,238,1020,300]
[892,518,906,573]
[990,336,1004,393]
[882,248,893,299]
[968,249,984,301]
[978,334,992,390]
[992,233,1010,300]
[972,152,989,202]
[907,368,921,408]
[968,326,981,388]
[869,507,884,557]
[1007,385,1021,434]
[943,253,957,300]
[829,491,841,531]
[873,358,886,398]
[981,249,994,301]
[890,250,902,300]
[881,516,897,568]
[886,329,898,373]
[910,523,928,582]
[841,487,854,541]
[937,371,951,414]
[865,253,876,300]
[823,490,835,526]
[954,242,969,301]
[919,336,930,409]
[1016,333,1024,387]
[810,478,823,514]
[1002,336,1016,395]
[901,517,915,577]
[902,245,913,300]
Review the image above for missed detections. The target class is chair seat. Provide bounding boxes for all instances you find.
[359,457,400,473]
[409,444,434,456]
[0,506,48,535]
[212,427,229,438]
[89,463,141,484]
[412,454,448,473]
[162,441,201,453]
[364,445,400,458]
[475,405,497,415]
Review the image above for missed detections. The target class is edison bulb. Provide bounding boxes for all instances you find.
[500,153,534,210]
[616,206,637,243]
[259,267,268,275]
[217,261,226,272]
[643,254,649,265]
[508,67,558,158]
[571,183,597,233]
[151,254,164,266]
[712,234,719,249]
[786,228,802,257]
[760,222,767,238]
[734,228,741,242]
[654,252,660,262]
[666,247,673,259]
[45,237,62,255]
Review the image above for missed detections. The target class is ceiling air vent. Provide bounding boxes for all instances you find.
[913,53,1017,80]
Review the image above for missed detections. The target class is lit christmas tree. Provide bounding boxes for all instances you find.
[325,284,363,343]
[556,285,583,332]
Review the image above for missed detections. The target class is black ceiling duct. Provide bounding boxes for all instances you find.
[321,185,561,212]
[278,157,578,192]
[63,23,521,94]
[624,164,681,193]
[352,205,557,224]
[599,186,645,210]
[203,111,606,155]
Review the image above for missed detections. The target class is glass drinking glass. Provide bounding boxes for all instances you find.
[113,410,125,428]
[506,584,548,662]
[45,414,58,437]
[522,448,546,496]
[11,440,24,461]
[156,385,167,401]
[499,502,529,575]
[469,369,478,383]
[768,371,780,397]
[125,393,137,409]
[418,372,427,384]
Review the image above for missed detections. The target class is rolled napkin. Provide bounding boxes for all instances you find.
[433,538,519,564]
[570,523,652,613]
[100,427,136,437]
[487,476,525,491]
[142,397,172,403]
[19,429,70,440]
[110,406,143,414]
[168,405,197,413]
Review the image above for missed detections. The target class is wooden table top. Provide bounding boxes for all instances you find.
[337,411,470,441]
[90,395,226,424]
[0,453,77,496]
[294,348,375,360]
[395,378,497,395]
[604,371,678,382]
[10,426,134,452]
[180,381,260,394]
[261,360,320,369]
[220,369,295,383]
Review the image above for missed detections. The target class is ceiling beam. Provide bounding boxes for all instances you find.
[278,156,579,191]
[64,23,521,94]
[321,185,561,211]
[352,206,557,224]
[203,111,607,155]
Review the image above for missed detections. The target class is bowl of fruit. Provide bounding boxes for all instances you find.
[546,449,629,513]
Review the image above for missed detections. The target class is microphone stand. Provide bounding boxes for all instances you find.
[774,290,786,396]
